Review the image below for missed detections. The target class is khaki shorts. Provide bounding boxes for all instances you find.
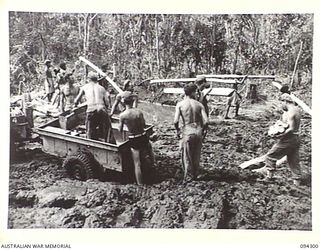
[265,134,301,178]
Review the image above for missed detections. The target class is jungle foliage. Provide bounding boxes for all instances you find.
[9,12,313,93]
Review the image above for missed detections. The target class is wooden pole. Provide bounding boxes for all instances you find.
[239,154,286,169]
[290,41,303,89]
[198,74,276,79]
[272,81,312,116]
[79,56,123,93]
[150,75,275,84]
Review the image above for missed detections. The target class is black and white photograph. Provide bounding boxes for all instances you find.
[1,0,319,249]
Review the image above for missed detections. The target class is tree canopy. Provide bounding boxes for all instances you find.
[9,12,313,93]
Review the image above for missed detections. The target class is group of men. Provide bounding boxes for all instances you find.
[192,75,244,120]
[43,61,151,184]
[43,61,303,185]
[174,77,303,185]
[44,60,78,113]
[74,71,153,185]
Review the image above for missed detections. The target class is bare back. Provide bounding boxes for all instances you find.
[120,108,145,136]
[176,98,205,127]
[82,82,108,112]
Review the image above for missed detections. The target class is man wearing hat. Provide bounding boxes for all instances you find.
[74,71,115,143]
[110,79,138,117]
[43,60,55,102]
[263,93,302,185]
[174,83,209,181]
[195,76,211,116]
[119,93,154,185]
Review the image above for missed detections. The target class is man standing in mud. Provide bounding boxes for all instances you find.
[74,71,115,143]
[263,93,302,185]
[224,75,247,119]
[43,60,55,102]
[119,94,154,185]
[174,83,209,181]
[51,62,68,107]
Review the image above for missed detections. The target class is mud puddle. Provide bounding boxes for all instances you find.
[8,97,312,229]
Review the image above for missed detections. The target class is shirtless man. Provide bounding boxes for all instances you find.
[224,82,241,119]
[60,74,80,112]
[43,60,55,102]
[119,94,153,185]
[174,83,209,181]
[51,62,68,107]
[110,80,138,117]
[224,75,247,119]
[74,71,115,143]
[195,76,211,116]
[264,93,302,185]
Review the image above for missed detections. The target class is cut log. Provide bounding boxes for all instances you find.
[239,155,287,169]
[79,56,123,94]
[163,87,235,97]
[289,95,312,116]
[272,81,312,116]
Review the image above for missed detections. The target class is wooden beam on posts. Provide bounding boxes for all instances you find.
[150,78,237,84]
[197,74,276,79]
[150,75,275,84]
[163,87,235,97]
[206,78,237,84]
[272,81,312,116]
[79,56,123,94]
[150,78,196,84]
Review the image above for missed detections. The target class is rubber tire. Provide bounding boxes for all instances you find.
[62,153,96,181]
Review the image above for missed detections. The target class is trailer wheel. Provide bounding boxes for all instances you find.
[63,153,96,181]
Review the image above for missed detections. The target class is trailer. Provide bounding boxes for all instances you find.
[35,105,154,182]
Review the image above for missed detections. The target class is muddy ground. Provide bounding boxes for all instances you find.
[8,84,312,229]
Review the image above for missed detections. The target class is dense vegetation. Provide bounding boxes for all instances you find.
[9,12,313,94]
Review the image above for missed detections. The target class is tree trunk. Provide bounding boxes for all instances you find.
[83,14,88,57]
[290,41,303,89]
[39,33,46,61]
[155,16,161,77]
[233,38,240,74]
